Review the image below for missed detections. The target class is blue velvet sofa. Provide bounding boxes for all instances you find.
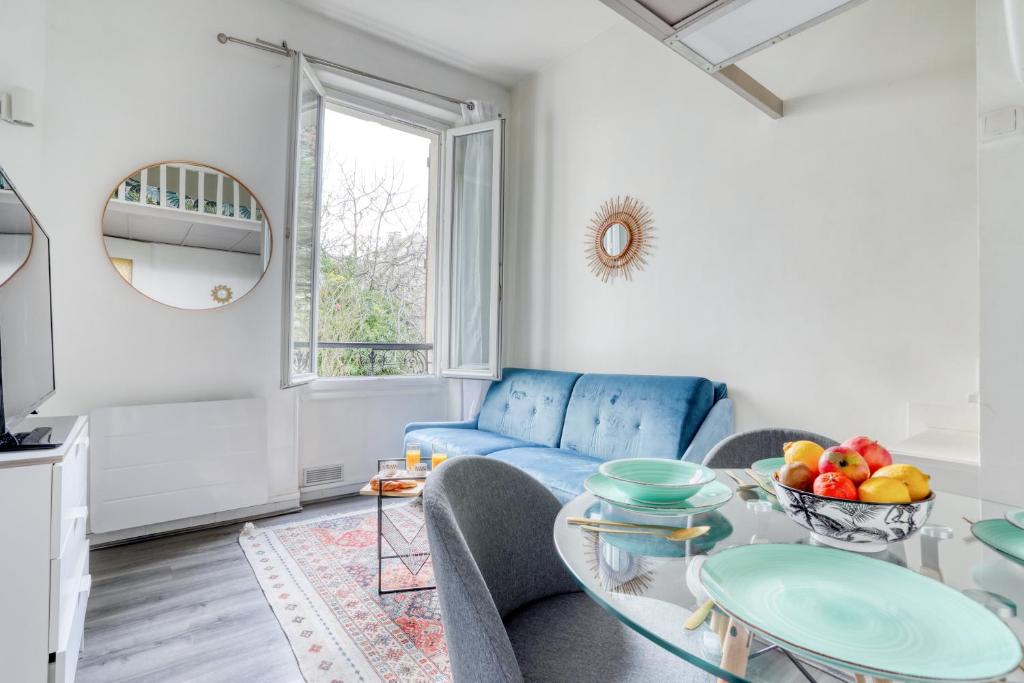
[404,368,733,503]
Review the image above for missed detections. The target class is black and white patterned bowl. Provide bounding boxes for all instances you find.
[772,476,936,552]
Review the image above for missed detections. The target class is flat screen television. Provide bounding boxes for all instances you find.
[0,165,58,450]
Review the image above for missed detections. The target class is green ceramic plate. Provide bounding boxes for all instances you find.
[701,544,1023,682]
[750,457,786,478]
[972,519,1024,563]
[598,458,716,504]
[584,474,732,516]
[1006,508,1024,531]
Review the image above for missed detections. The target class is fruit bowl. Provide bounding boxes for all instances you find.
[771,474,936,552]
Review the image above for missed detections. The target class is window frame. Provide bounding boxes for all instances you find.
[439,118,506,381]
[281,54,326,389]
[280,65,506,386]
[309,92,447,383]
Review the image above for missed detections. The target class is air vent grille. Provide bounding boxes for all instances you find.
[303,463,345,487]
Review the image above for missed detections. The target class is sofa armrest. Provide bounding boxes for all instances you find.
[680,398,734,463]
[405,416,479,434]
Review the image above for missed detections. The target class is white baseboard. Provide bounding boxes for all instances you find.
[88,495,302,547]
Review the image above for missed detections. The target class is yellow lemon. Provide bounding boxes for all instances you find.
[873,464,931,501]
[783,440,825,475]
[858,477,911,504]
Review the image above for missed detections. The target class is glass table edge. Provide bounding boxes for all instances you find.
[553,517,752,683]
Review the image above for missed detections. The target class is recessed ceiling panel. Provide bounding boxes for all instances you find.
[677,0,859,68]
[635,0,716,27]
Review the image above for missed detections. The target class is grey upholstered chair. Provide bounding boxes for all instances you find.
[702,428,838,469]
[423,456,709,683]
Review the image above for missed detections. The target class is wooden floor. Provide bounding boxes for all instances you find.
[77,495,378,683]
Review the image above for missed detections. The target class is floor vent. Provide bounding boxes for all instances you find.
[302,463,345,487]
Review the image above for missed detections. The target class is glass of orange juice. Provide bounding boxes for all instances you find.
[431,452,448,470]
[405,443,421,472]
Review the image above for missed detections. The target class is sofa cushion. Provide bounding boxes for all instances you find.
[405,428,537,458]
[560,374,715,461]
[488,447,604,504]
[477,368,582,448]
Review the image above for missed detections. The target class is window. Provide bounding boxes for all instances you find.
[317,106,438,377]
[281,54,504,385]
[443,120,504,379]
[282,55,324,387]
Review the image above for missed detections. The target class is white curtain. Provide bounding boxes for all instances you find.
[451,100,497,371]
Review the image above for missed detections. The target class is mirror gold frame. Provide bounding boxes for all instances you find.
[101,160,272,311]
[586,195,654,282]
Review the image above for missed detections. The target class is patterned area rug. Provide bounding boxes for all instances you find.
[239,502,449,682]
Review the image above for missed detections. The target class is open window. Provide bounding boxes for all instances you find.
[282,54,325,387]
[281,55,504,385]
[441,119,505,380]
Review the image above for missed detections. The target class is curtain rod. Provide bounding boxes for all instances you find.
[217,33,474,110]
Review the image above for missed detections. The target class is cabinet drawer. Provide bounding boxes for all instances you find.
[48,575,90,683]
[49,521,88,653]
[50,434,89,559]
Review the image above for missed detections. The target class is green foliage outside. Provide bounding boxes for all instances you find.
[315,161,430,377]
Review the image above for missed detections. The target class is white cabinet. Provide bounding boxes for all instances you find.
[0,416,90,683]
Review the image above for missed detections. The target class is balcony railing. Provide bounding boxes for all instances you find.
[317,341,433,377]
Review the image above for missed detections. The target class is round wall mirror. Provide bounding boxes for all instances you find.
[102,162,271,309]
[586,196,654,282]
[0,169,34,287]
[601,222,630,258]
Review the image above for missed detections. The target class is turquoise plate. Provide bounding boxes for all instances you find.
[701,544,1023,682]
[972,519,1024,563]
[598,458,716,504]
[584,474,732,517]
[750,457,785,478]
[1006,508,1024,531]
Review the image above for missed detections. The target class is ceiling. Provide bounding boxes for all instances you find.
[0,191,32,236]
[283,0,623,87]
[104,202,264,255]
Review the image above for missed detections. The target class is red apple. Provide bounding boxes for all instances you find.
[818,446,870,485]
[813,472,858,500]
[841,435,893,473]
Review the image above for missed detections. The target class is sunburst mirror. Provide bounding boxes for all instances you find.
[586,196,654,282]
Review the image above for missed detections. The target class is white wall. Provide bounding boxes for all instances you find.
[32,0,508,504]
[0,0,47,198]
[978,0,1024,505]
[103,237,263,310]
[506,0,978,448]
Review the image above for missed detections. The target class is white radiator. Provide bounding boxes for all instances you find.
[89,398,268,535]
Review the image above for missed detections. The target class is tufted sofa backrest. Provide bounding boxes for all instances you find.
[477,368,583,447]
[559,374,715,461]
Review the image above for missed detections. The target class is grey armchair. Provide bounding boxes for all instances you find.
[423,456,708,682]
[702,428,837,469]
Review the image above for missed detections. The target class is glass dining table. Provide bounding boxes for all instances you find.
[553,473,1024,683]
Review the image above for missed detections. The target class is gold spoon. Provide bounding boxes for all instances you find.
[568,516,693,531]
[578,524,711,543]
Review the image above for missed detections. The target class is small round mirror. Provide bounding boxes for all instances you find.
[587,196,653,282]
[601,222,630,258]
[102,162,271,309]
[0,170,34,287]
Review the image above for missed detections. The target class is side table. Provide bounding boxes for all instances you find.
[359,460,434,595]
